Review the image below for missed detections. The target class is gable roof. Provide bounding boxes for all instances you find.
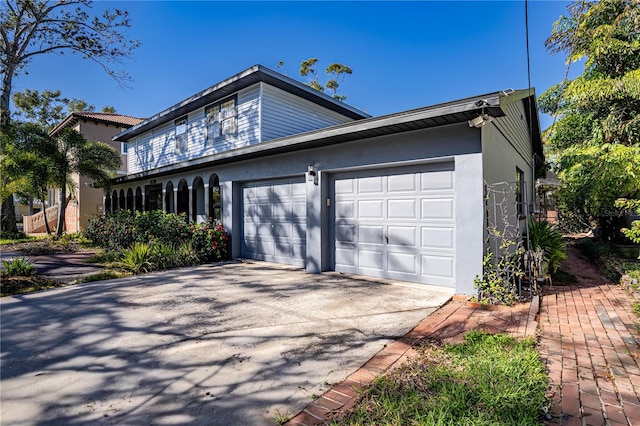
[113,88,544,184]
[113,65,372,142]
[50,112,144,137]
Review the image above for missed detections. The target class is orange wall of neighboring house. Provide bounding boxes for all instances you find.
[64,119,128,232]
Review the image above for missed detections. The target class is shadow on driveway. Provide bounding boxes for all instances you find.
[1,261,453,425]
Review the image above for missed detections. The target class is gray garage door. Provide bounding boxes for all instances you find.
[241,178,306,267]
[331,164,455,287]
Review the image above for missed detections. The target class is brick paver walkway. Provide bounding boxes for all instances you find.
[540,283,640,426]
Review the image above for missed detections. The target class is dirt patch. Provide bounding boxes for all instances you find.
[559,246,610,286]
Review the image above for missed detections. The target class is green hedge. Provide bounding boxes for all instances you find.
[84,211,228,262]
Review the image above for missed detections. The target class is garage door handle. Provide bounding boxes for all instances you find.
[384,233,388,244]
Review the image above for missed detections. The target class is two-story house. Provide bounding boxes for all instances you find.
[110,65,543,295]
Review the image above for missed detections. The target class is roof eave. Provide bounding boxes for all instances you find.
[112,92,504,185]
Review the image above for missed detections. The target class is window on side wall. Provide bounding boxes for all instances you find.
[205,96,237,145]
[516,167,525,218]
[121,142,128,155]
[175,116,188,154]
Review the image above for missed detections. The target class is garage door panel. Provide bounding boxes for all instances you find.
[336,224,355,242]
[421,171,454,190]
[335,179,355,194]
[358,200,383,218]
[388,174,416,192]
[241,178,306,267]
[336,201,355,219]
[335,248,355,266]
[421,255,454,278]
[421,198,454,219]
[292,201,306,219]
[359,250,384,270]
[388,252,417,274]
[388,199,417,219]
[332,164,455,288]
[358,176,383,193]
[388,226,416,247]
[422,227,454,249]
[359,225,384,244]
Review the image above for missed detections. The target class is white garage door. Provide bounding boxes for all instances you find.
[241,178,306,267]
[331,164,455,287]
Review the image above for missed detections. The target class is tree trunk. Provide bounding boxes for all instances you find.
[1,196,18,236]
[1,62,14,132]
[56,185,67,237]
[1,61,19,235]
[42,194,51,235]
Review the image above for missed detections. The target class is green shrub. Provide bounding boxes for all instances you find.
[84,209,136,250]
[191,221,229,261]
[176,241,200,267]
[528,219,567,274]
[1,257,35,277]
[115,242,155,274]
[132,210,192,246]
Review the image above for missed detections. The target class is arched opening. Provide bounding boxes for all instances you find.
[192,176,205,223]
[209,173,222,223]
[105,193,111,214]
[119,189,126,210]
[165,181,174,213]
[177,180,189,218]
[135,186,143,212]
[111,190,118,212]
[126,188,134,212]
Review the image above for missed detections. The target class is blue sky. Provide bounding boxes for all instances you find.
[11,1,580,130]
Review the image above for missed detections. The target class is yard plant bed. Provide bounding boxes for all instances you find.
[327,331,548,426]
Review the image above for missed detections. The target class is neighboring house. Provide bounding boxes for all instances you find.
[23,112,144,234]
[110,65,543,295]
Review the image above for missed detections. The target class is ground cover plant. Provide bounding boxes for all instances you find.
[328,331,548,426]
[0,256,58,296]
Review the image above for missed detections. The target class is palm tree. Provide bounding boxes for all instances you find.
[50,128,120,237]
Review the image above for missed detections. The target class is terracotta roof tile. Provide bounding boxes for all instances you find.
[71,112,144,127]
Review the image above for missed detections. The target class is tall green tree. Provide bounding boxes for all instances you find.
[539,0,640,238]
[1,122,57,233]
[49,128,120,237]
[298,58,353,101]
[12,89,96,129]
[0,0,139,234]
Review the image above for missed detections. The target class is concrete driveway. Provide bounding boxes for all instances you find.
[1,261,453,425]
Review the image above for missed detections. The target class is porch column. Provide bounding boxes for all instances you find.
[102,194,106,216]
[204,183,210,221]
[141,192,146,212]
[188,186,193,222]
[162,188,167,213]
[173,187,178,215]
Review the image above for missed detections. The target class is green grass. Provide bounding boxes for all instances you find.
[0,235,40,245]
[328,331,549,426]
[76,270,130,283]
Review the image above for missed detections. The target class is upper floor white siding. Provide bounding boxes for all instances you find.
[261,84,354,141]
[128,82,358,174]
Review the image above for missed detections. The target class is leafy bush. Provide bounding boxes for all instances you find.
[1,257,35,277]
[85,211,229,265]
[115,242,155,274]
[132,210,192,246]
[84,209,136,250]
[191,221,229,261]
[474,253,519,306]
[528,219,567,274]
